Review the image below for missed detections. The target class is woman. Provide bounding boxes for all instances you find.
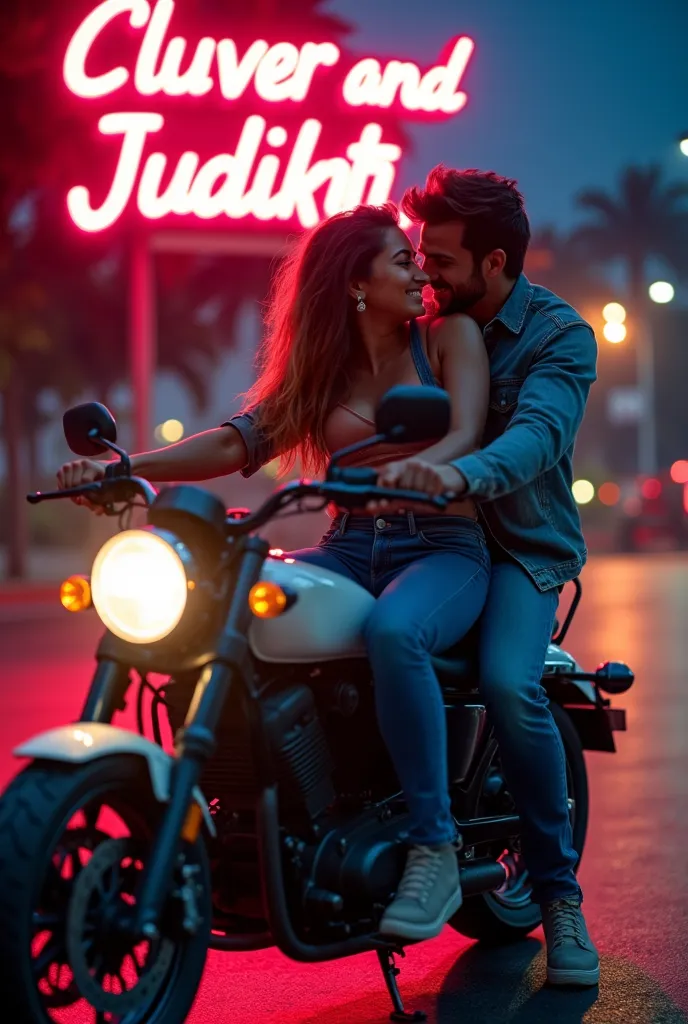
[57,203,490,941]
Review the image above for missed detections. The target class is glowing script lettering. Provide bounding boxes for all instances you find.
[65,0,343,103]
[67,113,403,232]
[64,0,471,111]
[64,0,150,98]
[63,2,474,230]
[342,37,475,114]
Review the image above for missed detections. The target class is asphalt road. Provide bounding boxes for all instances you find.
[0,553,687,1023]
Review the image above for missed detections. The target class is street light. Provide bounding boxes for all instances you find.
[649,281,675,304]
[602,302,626,324]
[155,419,184,443]
[572,479,595,504]
[603,321,626,343]
[679,133,688,157]
[602,301,627,342]
[602,295,656,474]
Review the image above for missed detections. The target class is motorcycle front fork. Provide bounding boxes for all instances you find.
[80,659,130,723]
[80,536,270,939]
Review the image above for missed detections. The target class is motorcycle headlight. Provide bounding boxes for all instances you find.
[91,528,192,644]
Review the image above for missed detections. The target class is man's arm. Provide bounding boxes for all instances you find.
[451,323,597,501]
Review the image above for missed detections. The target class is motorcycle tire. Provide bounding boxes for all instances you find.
[0,754,211,1023]
[449,702,589,944]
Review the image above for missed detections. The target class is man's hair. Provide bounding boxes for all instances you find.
[402,166,531,278]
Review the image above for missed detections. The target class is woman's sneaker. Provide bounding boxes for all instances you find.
[542,898,600,986]
[379,843,463,941]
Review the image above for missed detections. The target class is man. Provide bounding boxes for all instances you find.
[377,166,599,987]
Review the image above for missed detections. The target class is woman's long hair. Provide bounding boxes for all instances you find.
[241,203,400,475]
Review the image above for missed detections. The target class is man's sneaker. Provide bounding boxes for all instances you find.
[542,897,600,987]
[379,843,462,941]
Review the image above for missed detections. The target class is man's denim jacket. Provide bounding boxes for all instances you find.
[226,275,598,593]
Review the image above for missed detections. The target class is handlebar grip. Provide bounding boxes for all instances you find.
[332,466,379,487]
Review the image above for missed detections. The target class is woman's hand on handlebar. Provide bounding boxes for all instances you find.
[57,458,107,513]
[367,458,466,514]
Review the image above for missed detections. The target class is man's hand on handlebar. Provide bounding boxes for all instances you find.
[366,458,467,514]
[57,458,108,514]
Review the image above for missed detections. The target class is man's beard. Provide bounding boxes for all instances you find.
[431,270,487,316]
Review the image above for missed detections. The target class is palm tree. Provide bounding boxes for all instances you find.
[526,226,611,316]
[573,166,688,474]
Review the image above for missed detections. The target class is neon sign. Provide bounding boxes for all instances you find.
[63,0,475,232]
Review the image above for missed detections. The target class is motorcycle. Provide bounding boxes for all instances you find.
[0,385,634,1024]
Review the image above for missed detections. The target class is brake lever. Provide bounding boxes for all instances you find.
[26,482,104,504]
[27,476,158,508]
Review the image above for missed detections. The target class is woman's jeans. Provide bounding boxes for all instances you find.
[290,512,490,846]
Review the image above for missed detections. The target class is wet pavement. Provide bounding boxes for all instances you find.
[1,553,687,1022]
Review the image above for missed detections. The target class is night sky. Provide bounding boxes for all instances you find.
[328,0,688,231]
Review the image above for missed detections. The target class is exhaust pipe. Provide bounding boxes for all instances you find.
[459,858,507,896]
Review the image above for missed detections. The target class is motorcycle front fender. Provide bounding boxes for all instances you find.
[14,722,216,837]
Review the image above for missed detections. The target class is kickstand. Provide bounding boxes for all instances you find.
[376,949,427,1023]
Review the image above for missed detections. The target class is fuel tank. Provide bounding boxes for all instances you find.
[248,556,375,663]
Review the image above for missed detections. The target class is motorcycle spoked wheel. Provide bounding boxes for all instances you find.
[449,702,589,944]
[0,754,211,1024]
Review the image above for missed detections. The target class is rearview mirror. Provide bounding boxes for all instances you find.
[375,386,451,444]
[63,402,118,457]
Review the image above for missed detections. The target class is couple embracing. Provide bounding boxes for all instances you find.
[58,165,599,987]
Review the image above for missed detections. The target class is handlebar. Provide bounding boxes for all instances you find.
[223,475,457,536]
[27,476,158,509]
[27,467,456,535]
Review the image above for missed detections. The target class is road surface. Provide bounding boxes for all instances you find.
[0,553,687,1023]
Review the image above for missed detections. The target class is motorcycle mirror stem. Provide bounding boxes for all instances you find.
[92,433,132,476]
[326,433,386,480]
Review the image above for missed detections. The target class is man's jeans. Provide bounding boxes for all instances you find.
[291,513,490,846]
[291,518,580,902]
[479,559,581,903]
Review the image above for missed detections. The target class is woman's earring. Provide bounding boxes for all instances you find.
[356,294,366,312]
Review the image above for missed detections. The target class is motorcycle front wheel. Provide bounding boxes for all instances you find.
[450,701,589,944]
[0,754,211,1024]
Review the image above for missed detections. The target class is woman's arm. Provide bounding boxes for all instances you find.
[57,424,250,492]
[414,313,489,464]
[129,425,250,481]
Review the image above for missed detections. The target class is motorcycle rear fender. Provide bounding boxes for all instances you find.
[543,664,619,752]
[13,722,216,837]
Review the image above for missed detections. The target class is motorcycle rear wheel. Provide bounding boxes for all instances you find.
[450,702,589,944]
[0,754,211,1024]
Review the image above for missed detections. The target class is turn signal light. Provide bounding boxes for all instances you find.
[60,575,92,613]
[248,581,292,619]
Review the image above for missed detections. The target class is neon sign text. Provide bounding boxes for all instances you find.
[64,0,472,111]
[64,1,474,231]
[342,38,474,114]
[65,0,343,102]
[67,113,402,231]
